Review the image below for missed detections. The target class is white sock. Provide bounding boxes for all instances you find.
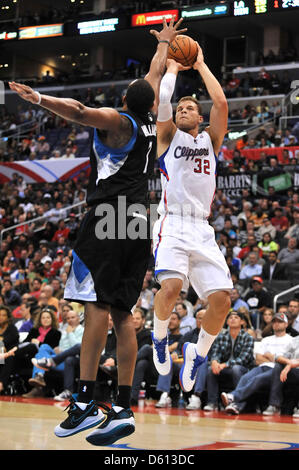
[153,313,170,340]
[195,327,218,358]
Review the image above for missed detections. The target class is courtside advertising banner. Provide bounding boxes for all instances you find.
[131,9,179,27]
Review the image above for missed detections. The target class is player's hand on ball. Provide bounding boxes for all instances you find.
[166,58,191,72]
[9,81,40,104]
[150,16,187,44]
[193,42,205,69]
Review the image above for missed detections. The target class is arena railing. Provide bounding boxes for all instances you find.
[273,285,299,313]
[0,117,44,144]
[0,200,86,245]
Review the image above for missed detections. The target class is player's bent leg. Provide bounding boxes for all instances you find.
[202,290,231,335]
[54,302,110,438]
[152,277,183,375]
[180,290,231,393]
[86,308,136,446]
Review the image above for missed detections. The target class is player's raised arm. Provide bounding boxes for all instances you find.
[156,59,189,157]
[192,43,228,156]
[9,81,122,132]
[145,16,187,114]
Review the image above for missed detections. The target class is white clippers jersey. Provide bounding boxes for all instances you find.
[157,129,217,220]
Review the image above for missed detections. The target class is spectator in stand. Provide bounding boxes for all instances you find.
[226,74,241,98]
[0,307,61,395]
[288,299,299,333]
[250,207,269,229]
[284,208,299,240]
[52,219,70,243]
[175,302,196,335]
[40,284,59,311]
[261,251,286,281]
[239,252,262,280]
[258,233,279,257]
[203,311,255,411]
[222,312,292,415]
[0,306,19,392]
[27,309,84,399]
[278,238,299,264]
[244,277,273,327]
[230,288,249,311]
[262,335,299,417]
[271,207,289,233]
[257,216,277,241]
[260,308,275,338]
[14,299,39,332]
[130,308,154,405]
[237,306,256,338]
[238,235,263,261]
[1,279,21,308]
[61,147,75,159]
[268,157,282,176]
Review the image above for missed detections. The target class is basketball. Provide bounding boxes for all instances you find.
[168,35,198,67]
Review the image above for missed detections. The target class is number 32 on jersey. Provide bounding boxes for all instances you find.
[194,158,210,175]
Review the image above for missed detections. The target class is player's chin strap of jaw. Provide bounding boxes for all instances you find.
[157,73,177,122]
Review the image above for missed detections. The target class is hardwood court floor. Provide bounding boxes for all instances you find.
[1,396,299,451]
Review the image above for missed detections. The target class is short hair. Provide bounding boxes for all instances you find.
[125,79,155,115]
[176,302,187,311]
[133,307,145,319]
[171,311,181,321]
[177,96,202,115]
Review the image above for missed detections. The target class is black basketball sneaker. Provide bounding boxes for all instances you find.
[86,405,135,446]
[54,394,108,437]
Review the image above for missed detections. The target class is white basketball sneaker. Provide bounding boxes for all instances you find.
[179,342,207,393]
[151,332,172,375]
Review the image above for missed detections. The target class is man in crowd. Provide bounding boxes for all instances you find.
[221,312,292,414]
[263,334,299,417]
[203,311,254,411]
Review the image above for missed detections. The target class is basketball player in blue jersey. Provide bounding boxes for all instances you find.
[9,17,187,445]
[152,45,233,394]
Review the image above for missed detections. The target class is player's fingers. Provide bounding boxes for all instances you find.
[174,18,183,29]
[175,28,187,35]
[162,17,167,28]
[149,29,158,37]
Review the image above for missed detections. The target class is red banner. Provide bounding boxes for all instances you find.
[223,146,299,164]
[131,9,179,27]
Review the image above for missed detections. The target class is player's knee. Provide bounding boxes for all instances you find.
[208,290,231,317]
[159,279,182,303]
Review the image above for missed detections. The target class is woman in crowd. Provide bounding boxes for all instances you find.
[0,307,60,395]
[0,306,19,393]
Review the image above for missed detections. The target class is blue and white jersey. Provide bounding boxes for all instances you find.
[86,110,156,206]
[157,129,217,220]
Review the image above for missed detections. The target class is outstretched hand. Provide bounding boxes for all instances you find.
[150,16,187,45]
[9,81,40,104]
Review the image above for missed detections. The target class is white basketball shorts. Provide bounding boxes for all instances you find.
[153,215,233,300]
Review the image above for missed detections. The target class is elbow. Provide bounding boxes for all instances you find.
[217,98,228,112]
[73,102,86,123]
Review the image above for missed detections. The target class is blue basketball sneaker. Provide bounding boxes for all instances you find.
[179,342,207,393]
[152,332,172,375]
[86,405,135,446]
[54,394,106,437]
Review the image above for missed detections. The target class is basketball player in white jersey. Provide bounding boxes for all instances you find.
[152,44,233,394]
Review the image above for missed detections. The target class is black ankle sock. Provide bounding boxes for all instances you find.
[116,385,131,409]
[77,380,95,403]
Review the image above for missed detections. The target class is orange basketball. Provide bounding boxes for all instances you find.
[168,35,198,67]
